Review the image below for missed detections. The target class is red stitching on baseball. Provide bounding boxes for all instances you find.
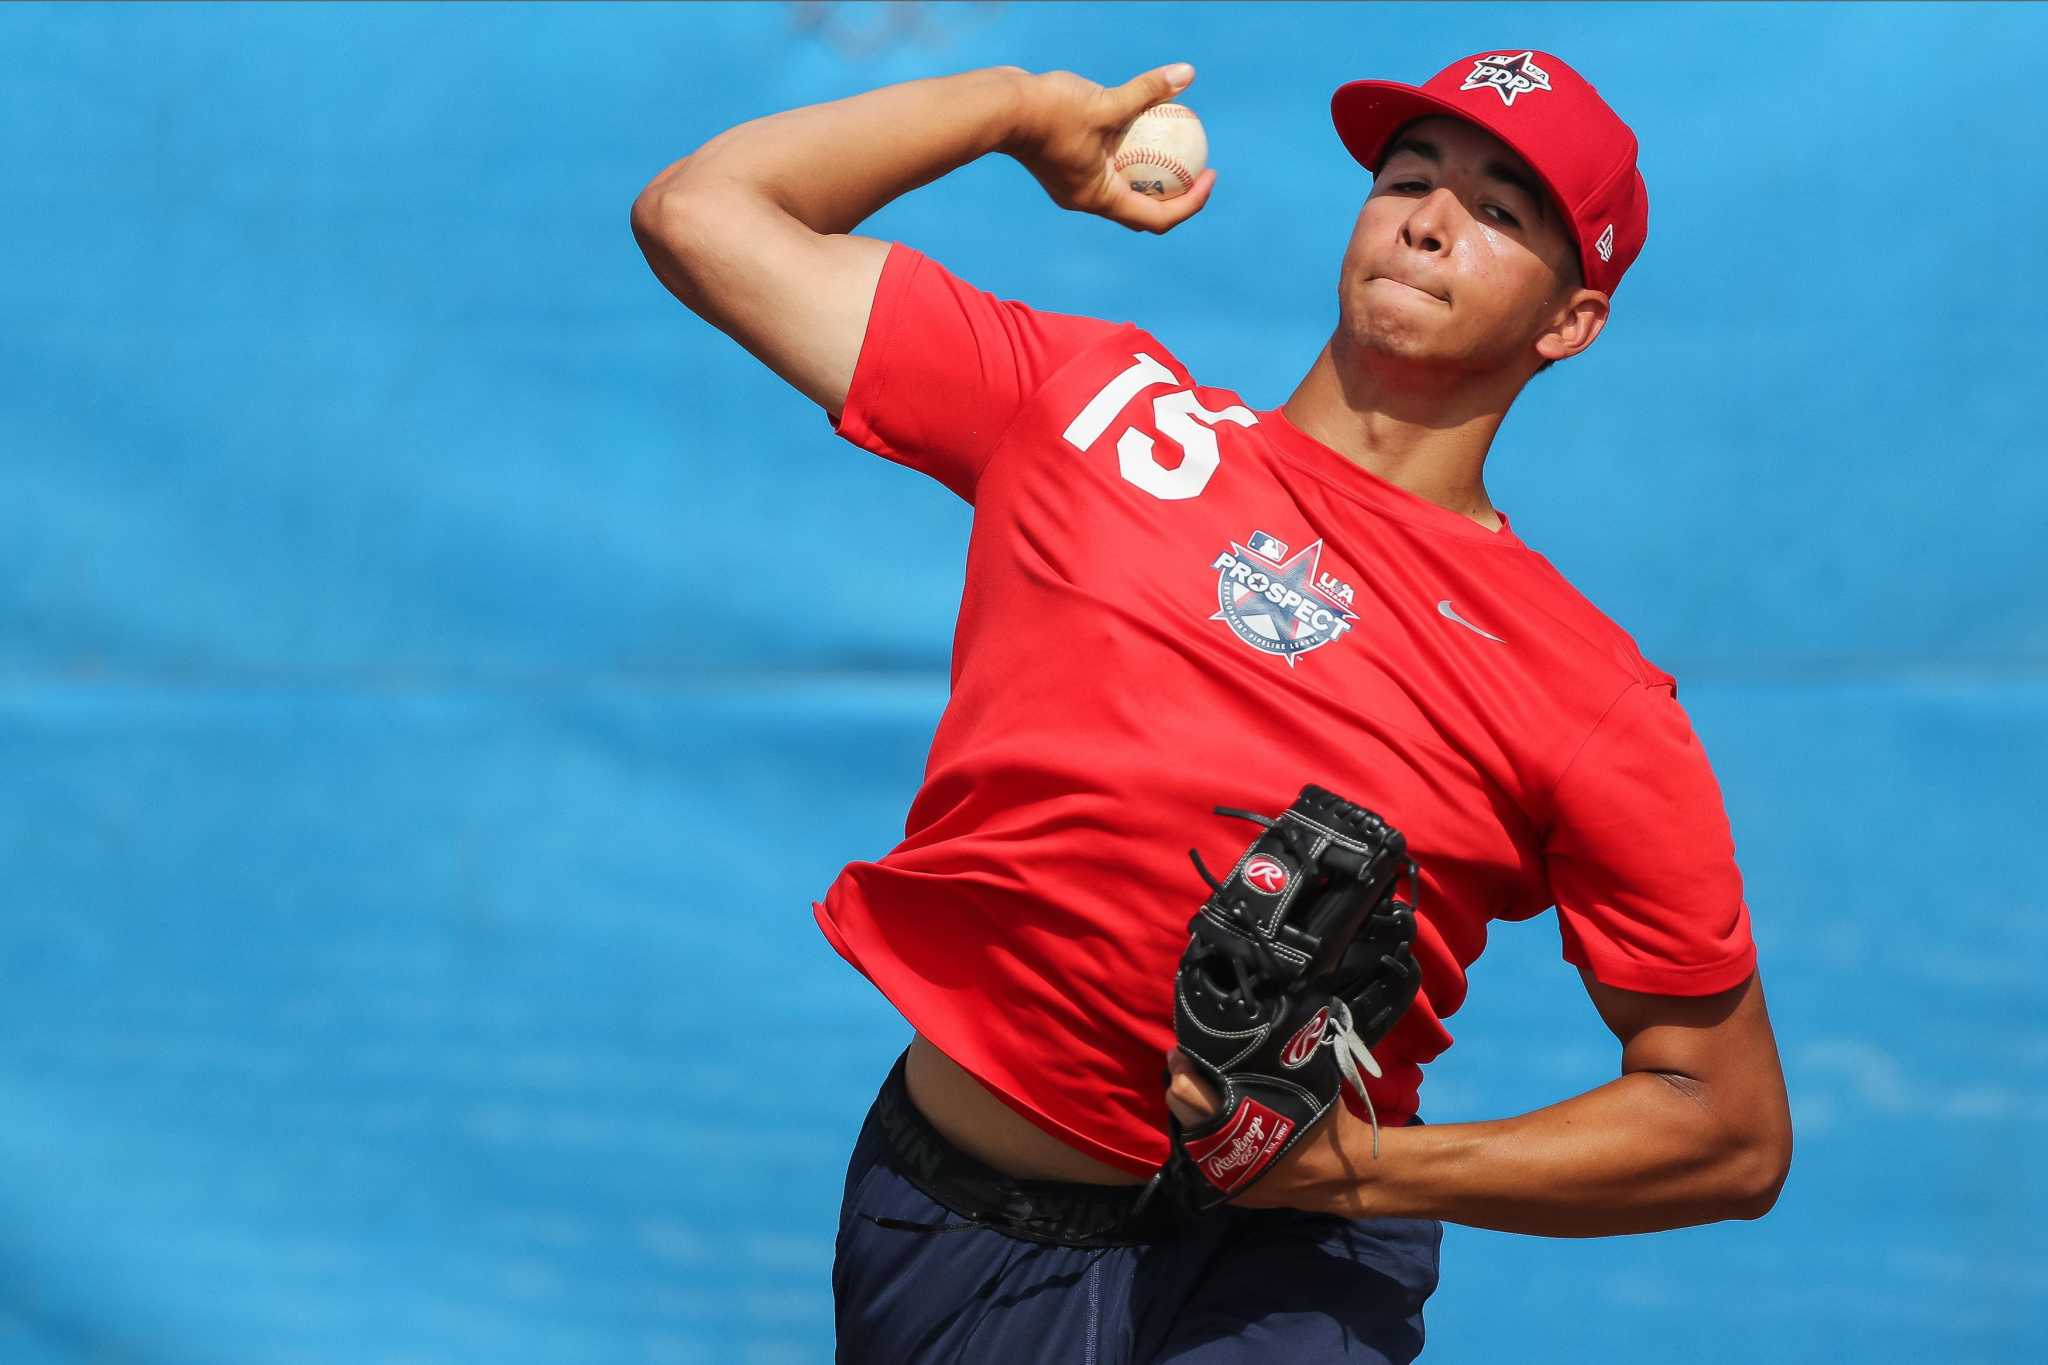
[1114,148,1195,192]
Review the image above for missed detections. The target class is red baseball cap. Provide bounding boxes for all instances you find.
[1331,49,1648,296]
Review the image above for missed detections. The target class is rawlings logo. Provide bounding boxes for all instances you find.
[1185,1098,1296,1191]
[1243,855,1290,894]
[1279,1007,1330,1069]
[1209,1114,1268,1173]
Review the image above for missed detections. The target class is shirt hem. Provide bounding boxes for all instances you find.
[811,897,1167,1178]
[1564,939,1759,996]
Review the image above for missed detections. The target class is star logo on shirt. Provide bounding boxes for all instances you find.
[1459,51,1553,107]
[1207,534,1358,667]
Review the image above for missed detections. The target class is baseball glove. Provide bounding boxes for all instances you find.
[1144,784,1423,1216]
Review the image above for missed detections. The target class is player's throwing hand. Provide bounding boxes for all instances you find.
[1003,63,1217,234]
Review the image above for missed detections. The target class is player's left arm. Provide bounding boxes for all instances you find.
[1220,965,1793,1234]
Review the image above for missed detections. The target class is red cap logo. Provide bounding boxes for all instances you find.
[1458,51,1552,106]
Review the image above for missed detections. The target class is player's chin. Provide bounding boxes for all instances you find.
[1348,294,1451,341]
[1346,315,1448,365]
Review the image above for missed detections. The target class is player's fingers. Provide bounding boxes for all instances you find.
[1104,168,1217,235]
[1156,167,1217,228]
[1110,61,1195,122]
[1164,1048,1222,1122]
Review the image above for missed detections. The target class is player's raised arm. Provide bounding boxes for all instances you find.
[628,63,1216,420]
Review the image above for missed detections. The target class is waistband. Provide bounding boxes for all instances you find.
[868,1049,1201,1248]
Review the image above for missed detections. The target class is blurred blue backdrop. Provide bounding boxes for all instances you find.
[4,2,2043,1362]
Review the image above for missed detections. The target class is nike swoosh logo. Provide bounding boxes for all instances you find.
[1437,599,1505,643]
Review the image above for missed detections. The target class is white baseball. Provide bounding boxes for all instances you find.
[1113,102,1207,200]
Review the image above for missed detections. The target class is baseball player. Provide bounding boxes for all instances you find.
[633,46,1793,1363]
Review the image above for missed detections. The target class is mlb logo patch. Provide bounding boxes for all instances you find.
[1247,531,1288,562]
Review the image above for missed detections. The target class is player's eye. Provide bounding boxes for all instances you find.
[1384,180,1522,228]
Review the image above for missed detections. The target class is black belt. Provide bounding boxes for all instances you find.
[866,1050,1201,1248]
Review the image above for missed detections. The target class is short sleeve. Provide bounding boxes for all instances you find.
[831,242,1124,503]
[1545,682,1757,995]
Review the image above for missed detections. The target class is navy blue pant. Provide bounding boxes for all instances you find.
[833,1056,1442,1363]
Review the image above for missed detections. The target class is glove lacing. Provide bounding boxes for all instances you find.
[1322,996,1387,1160]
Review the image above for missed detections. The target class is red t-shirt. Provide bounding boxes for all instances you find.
[813,243,1756,1177]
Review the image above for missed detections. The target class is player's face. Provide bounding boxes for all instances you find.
[1336,115,1588,377]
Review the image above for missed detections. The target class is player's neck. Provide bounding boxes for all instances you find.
[1281,339,1513,532]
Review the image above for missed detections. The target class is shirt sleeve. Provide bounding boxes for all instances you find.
[1545,682,1758,996]
[830,242,1125,503]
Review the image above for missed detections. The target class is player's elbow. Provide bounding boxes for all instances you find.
[629,178,670,253]
[1723,1119,1794,1220]
[1664,1069,1794,1221]
[631,170,714,269]
[630,170,746,312]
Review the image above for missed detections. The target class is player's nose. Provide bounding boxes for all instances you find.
[1398,186,1459,257]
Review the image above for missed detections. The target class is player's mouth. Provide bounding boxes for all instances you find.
[1371,275,1448,303]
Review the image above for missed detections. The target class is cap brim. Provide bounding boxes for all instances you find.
[1331,79,1583,278]
[1331,80,1486,174]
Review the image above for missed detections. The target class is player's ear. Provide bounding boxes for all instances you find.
[1534,287,1608,366]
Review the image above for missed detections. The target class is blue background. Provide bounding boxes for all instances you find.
[4,2,2043,1361]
